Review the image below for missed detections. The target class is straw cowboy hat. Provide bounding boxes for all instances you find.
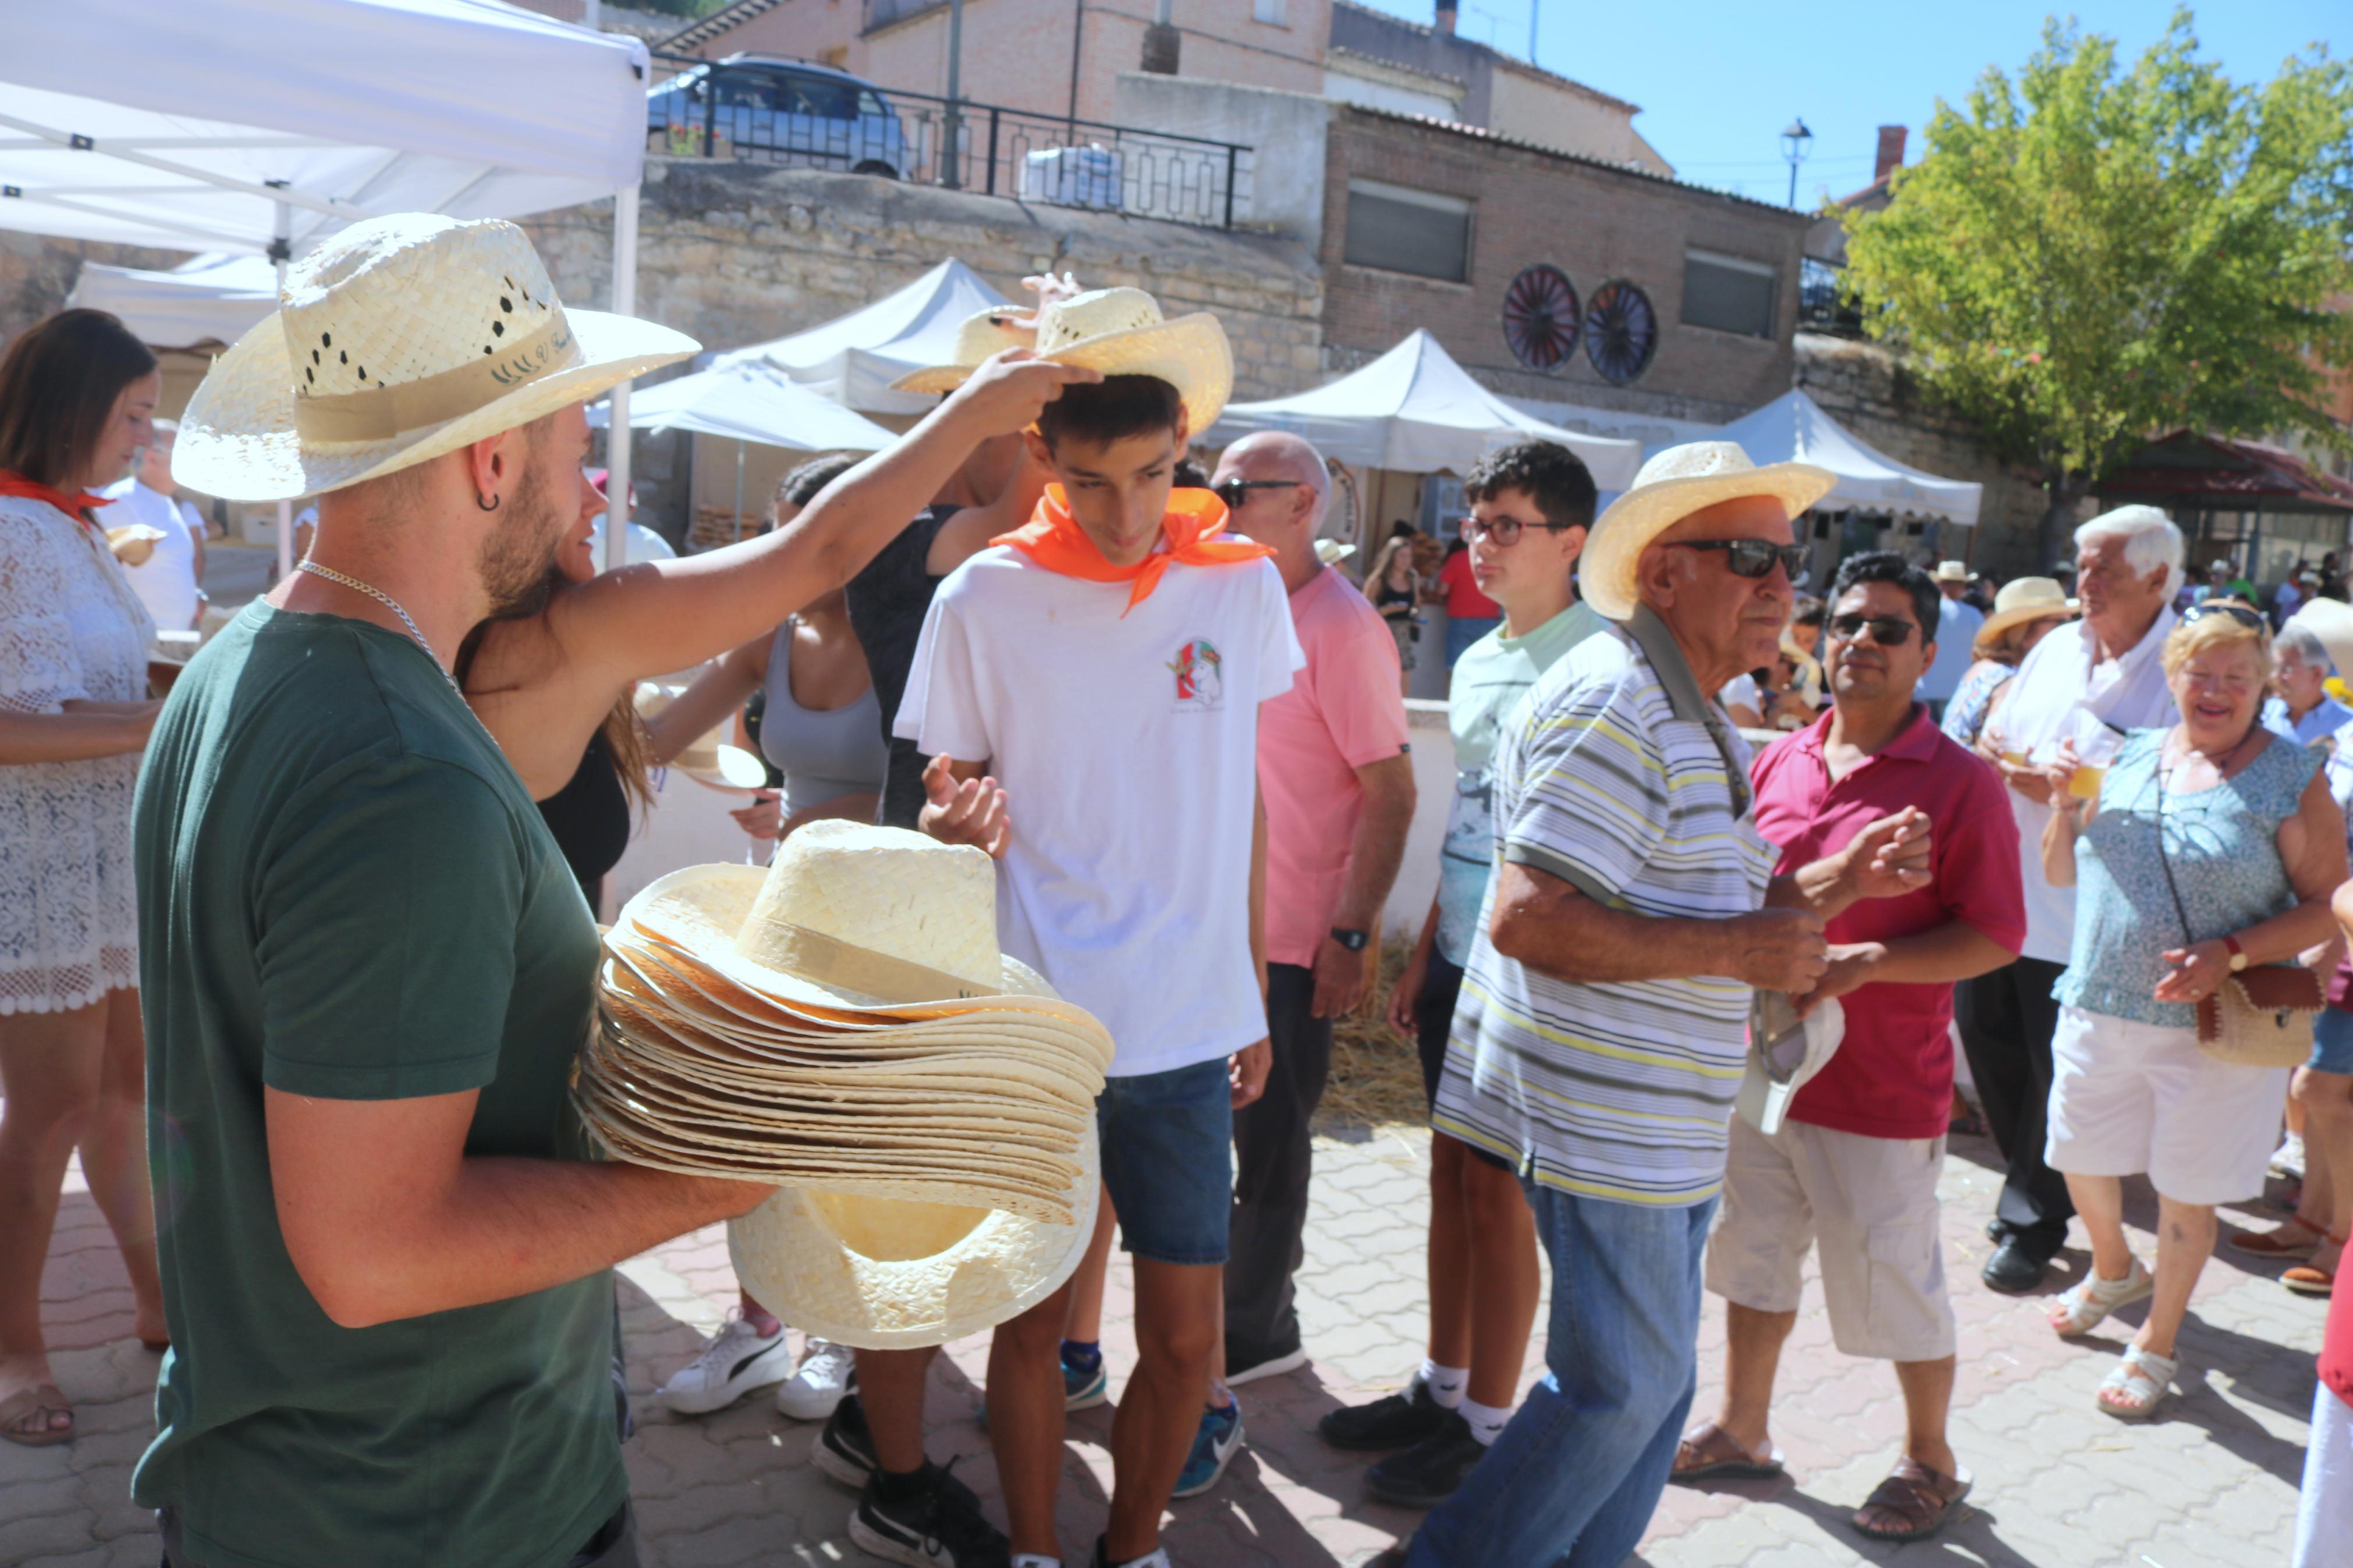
[892,286,1233,435]
[1315,538,1357,567]
[1579,442,1837,622]
[2287,598,2353,678]
[1932,560,1969,584]
[104,522,166,567]
[580,822,1112,1347]
[632,682,766,792]
[173,214,697,502]
[1976,576,2077,645]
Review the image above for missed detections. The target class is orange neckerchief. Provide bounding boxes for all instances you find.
[992,485,1274,614]
[0,471,108,529]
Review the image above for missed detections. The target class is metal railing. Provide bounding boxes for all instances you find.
[648,54,1250,230]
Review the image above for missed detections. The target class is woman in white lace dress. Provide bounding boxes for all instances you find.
[0,310,165,1446]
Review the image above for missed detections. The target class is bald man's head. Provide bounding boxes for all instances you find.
[1212,432,1330,585]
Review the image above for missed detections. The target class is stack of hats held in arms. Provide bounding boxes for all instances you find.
[575,820,1113,1347]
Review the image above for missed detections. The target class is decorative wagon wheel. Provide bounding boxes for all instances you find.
[1502,264,1580,372]
[1582,279,1658,384]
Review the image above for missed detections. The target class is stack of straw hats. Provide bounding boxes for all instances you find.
[576,820,1113,1347]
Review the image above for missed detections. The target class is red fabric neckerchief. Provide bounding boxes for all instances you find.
[0,471,109,531]
[991,485,1273,614]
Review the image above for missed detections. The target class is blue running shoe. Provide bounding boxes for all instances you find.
[1172,1398,1243,1499]
[1063,1352,1109,1412]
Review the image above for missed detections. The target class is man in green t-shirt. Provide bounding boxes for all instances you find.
[134,215,1091,1568]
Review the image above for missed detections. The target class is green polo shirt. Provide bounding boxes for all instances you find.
[131,603,622,1568]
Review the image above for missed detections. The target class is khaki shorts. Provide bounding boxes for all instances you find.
[1705,1116,1955,1363]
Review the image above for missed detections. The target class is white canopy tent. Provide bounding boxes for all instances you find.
[715,259,1012,415]
[1205,330,1644,491]
[65,254,280,349]
[0,0,657,574]
[1711,390,1983,527]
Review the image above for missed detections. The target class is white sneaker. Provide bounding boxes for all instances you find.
[2273,1133,2308,1182]
[656,1310,791,1414]
[775,1337,856,1421]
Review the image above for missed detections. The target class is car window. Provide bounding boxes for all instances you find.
[779,72,860,120]
[857,90,889,118]
[713,73,778,112]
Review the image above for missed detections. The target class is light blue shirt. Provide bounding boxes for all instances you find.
[2263,694,2353,746]
[1919,594,1983,702]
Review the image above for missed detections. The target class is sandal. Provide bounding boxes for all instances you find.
[2096,1345,2177,1421]
[2284,1233,2347,1297]
[1670,1419,1784,1481]
[1851,1457,1973,1542]
[2048,1258,2153,1336]
[0,1383,73,1448]
[2230,1216,2324,1260]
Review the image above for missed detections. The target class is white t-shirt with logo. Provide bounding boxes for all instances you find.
[895,545,1304,1078]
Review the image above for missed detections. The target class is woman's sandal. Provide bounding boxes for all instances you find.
[2229,1215,2324,1260]
[1851,1457,1973,1542]
[2283,1233,2347,1297]
[0,1384,73,1448]
[2047,1258,2154,1336]
[2096,1346,2177,1421]
[1669,1419,1784,1481]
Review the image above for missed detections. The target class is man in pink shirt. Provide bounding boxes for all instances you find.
[1673,551,2025,1544]
[1214,431,1417,1386]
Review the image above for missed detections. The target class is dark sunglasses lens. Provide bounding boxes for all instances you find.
[1830,616,1914,646]
[1724,542,1809,582]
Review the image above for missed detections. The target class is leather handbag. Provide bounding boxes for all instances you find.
[2152,758,2320,1068]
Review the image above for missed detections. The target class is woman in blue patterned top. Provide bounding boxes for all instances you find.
[2038,602,2345,1420]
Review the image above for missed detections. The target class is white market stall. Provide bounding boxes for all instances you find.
[1712,389,1985,568]
[715,259,1013,416]
[65,254,280,349]
[0,0,657,575]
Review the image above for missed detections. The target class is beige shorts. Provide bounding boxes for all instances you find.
[1705,1115,1955,1363]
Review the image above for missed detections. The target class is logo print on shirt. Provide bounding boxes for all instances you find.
[1169,638,1225,710]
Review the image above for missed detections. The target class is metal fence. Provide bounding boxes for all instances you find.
[647,55,1250,231]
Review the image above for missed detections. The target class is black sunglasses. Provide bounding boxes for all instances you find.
[1212,478,1305,511]
[2181,602,2267,633]
[1667,539,1811,586]
[1456,515,1573,547]
[1826,613,1918,647]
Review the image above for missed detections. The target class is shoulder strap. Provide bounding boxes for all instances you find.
[2150,752,2195,948]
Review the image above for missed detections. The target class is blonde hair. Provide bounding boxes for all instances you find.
[2160,600,2271,682]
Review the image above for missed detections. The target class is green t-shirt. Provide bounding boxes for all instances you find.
[131,604,621,1568]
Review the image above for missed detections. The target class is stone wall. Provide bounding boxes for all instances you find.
[0,232,191,353]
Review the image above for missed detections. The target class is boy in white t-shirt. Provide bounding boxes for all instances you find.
[895,290,1303,1568]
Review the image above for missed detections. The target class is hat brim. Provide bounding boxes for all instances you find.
[1978,600,2076,643]
[173,307,698,502]
[673,743,769,792]
[1580,463,1839,622]
[888,312,1234,436]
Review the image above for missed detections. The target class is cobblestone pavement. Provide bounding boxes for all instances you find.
[2,1124,2322,1567]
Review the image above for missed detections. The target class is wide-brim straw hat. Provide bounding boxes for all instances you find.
[174,214,697,502]
[1977,575,2076,645]
[1579,442,1837,622]
[2287,598,2353,678]
[1315,538,1357,566]
[890,286,1233,435]
[634,682,768,791]
[1932,559,1969,582]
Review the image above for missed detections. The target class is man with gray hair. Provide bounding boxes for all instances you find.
[1967,504,2184,1293]
[2265,608,2353,744]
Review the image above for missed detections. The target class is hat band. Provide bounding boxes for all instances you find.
[292,312,580,444]
[736,920,993,1005]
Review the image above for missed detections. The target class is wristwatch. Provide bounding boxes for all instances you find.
[1329,927,1371,952]
[2223,934,2248,972]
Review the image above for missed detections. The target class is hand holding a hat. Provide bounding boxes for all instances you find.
[1795,941,1889,1018]
[1719,907,1831,994]
[939,349,1103,440]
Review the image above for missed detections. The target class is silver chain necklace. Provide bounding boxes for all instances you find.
[296,560,463,698]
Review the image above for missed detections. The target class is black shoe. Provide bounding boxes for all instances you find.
[850,1459,1008,1567]
[1321,1374,1449,1452]
[812,1390,878,1489]
[1981,1238,2052,1295]
[1366,1411,1489,1509]
[1985,1217,2010,1244]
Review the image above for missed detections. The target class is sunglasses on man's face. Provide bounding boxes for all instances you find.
[1667,538,1811,586]
[1212,478,1304,511]
[1826,613,1919,648]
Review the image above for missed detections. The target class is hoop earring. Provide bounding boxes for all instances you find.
[475,492,501,513]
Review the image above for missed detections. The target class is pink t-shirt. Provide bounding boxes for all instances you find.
[1258,566,1410,968]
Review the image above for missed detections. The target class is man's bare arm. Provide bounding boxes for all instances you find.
[1333,754,1416,934]
[1489,860,1827,993]
[1795,921,2015,1016]
[267,1086,768,1329]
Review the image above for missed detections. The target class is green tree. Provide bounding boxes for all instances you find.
[1840,10,2353,563]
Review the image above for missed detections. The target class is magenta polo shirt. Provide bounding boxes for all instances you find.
[1750,705,2027,1141]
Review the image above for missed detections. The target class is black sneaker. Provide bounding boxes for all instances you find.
[849,1459,1010,1567]
[1365,1411,1489,1509]
[1319,1374,1448,1452]
[812,1389,878,1489]
[1088,1536,1172,1567]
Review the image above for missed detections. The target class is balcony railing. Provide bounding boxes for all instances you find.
[648,56,1250,232]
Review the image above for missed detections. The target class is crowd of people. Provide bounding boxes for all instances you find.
[1,211,2350,1568]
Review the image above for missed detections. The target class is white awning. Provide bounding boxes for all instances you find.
[1205,330,1643,490]
[715,259,1012,415]
[66,254,279,349]
[1712,390,1983,527]
[588,361,897,453]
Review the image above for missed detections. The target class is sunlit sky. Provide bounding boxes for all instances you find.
[1343,1,2341,205]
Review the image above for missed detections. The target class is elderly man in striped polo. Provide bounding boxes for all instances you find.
[1398,445,1936,1568]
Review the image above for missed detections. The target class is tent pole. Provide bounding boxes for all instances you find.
[734,439,745,544]
[603,182,640,572]
[272,199,293,582]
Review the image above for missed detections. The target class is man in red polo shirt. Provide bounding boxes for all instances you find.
[1671,551,2024,1545]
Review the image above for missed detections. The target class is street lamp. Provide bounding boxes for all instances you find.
[1781,117,1812,208]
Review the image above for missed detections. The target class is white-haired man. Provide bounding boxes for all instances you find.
[2264,609,2353,744]
[1968,504,2184,1293]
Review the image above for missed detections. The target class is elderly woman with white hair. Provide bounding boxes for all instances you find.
[2038,602,2345,1418]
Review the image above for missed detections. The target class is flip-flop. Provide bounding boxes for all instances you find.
[0,1384,73,1448]
[1670,1419,1784,1481]
[1852,1457,1972,1542]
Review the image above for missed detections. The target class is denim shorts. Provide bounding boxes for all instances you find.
[2315,1008,2353,1076]
[1098,1057,1234,1267]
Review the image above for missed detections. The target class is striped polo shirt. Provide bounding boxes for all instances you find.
[1433,606,1779,1207]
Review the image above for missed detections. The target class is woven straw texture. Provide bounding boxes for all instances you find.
[892,286,1233,435]
[1580,441,1836,621]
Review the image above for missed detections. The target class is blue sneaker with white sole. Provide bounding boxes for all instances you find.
[1063,1353,1109,1411]
[1172,1398,1243,1499]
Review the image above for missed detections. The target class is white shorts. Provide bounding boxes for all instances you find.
[1705,1115,1955,1363]
[2045,1004,2288,1206]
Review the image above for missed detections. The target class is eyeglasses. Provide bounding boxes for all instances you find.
[2181,602,2267,633]
[1212,478,1304,511]
[1666,539,1811,586]
[1826,613,1918,647]
[1456,516,1573,546]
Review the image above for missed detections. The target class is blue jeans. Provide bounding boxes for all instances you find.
[1410,1188,1717,1567]
[1445,614,1502,668]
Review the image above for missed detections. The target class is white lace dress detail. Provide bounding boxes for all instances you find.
[0,495,154,1013]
